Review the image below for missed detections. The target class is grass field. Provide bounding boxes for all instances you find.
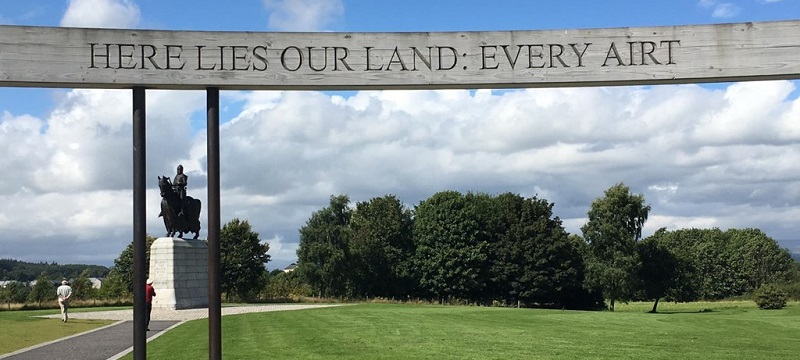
[127,301,799,360]
[0,307,116,354]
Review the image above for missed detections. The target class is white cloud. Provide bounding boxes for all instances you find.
[60,0,141,28]
[712,3,741,18]
[0,112,47,193]
[18,89,203,193]
[265,234,299,264]
[199,81,800,240]
[263,0,344,31]
[697,0,741,18]
[2,81,800,266]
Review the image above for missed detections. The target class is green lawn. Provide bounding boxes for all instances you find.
[0,307,116,354]
[133,302,799,360]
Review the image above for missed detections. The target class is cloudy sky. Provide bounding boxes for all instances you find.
[0,0,799,270]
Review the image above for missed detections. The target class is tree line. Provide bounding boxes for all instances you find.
[0,268,106,308]
[3,182,797,311]
[1,222,272,307]
[0,259,109,282]
[296,184,799,311]
[0,259,111,308]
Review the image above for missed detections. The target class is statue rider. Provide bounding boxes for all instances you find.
[173,165,188,216]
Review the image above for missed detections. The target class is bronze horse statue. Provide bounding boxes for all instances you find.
[158,176,202,239]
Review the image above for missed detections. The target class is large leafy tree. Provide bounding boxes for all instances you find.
[581,183,650,311]
[111,235,157,296]
[686,228,741,299]
[637,234,680,313]
[564,234,606,309]
[651,228,714,300]
[726,228,794,292]
[487,193,595,308]
[297,195,353,298]
[655,227,794,300]
[349,195,414,298]
[413,191,489,302]
[220,218,271,301]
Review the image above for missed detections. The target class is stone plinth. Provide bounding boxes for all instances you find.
[149,237,208,310]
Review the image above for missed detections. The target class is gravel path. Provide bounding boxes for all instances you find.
[38,303,344,321]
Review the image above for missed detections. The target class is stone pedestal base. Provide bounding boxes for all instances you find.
[149,237,208,310]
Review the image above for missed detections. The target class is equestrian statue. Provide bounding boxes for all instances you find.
[158,165,202,239]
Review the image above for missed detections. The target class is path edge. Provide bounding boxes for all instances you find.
[0,320,126,360]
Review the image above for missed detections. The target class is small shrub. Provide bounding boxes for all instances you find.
[753,284,788,310]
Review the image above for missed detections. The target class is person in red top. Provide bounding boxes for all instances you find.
[145,278,156,331]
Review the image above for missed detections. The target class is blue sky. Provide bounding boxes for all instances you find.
[3,1,797,31]
[0,0,799,269]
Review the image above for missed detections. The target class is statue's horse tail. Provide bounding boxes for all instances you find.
[189,198,202,238]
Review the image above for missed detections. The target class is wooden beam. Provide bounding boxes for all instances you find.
[1,20,798,90]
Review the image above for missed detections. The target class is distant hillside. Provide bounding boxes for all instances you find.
[793,253,800,262]
[0,258,109,282]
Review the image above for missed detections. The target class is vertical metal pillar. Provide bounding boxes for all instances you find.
[132,87,147,360]
[207,87,222,360]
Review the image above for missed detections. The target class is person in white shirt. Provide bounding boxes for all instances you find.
[56,280,73,322]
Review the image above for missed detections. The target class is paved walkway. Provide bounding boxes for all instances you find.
[0,304,342,360]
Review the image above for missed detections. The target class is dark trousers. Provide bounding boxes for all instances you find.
[146,302,152,329]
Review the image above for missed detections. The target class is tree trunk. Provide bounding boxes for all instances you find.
[610,299,615,312]
[650,298,660,313]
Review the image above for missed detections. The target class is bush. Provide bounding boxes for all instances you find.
[753,284,788,310]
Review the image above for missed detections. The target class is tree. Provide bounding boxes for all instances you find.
[643,227,793,301]
[1,281,30,308]
[412,191,489,302]
[637,235,679,313]
[265,271,311,299]
[0,259,108,283]
[652,228,719,300]
[487,193,598,309]
[220,218,271,301]
[297,195,353,298]
[71,269,95,301]
[28,273,54,307]
[641,228,700,304]
[98,269,128,301]
[111,235,157,296]
[581,183,650,311]
[349,195,414,298]
[564,234,606,310]
[726,228,794,292]
[0,286,9,308]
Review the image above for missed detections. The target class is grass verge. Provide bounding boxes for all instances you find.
[0,307,120,354]
[131,301,799,360]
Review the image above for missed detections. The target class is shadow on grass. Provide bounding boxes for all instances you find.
[649,308,715,314]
